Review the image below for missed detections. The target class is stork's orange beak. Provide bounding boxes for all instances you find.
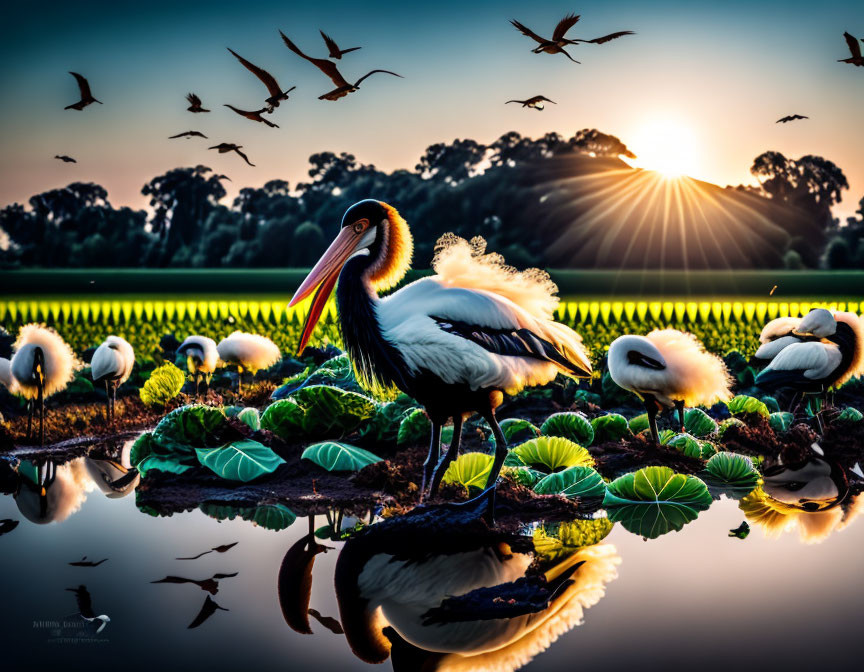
[289,226,365,355]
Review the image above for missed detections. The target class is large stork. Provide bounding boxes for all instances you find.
[289,200,591,511]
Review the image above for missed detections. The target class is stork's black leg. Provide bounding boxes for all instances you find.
[37,383,44,447]
[466,410,508,525]
[26,400,33,440]
[104,380,111,423]
[429,415,464,497]
[788,391,801,415]
[674,400,685,433]
[420,421,442,500]
[112,382,117,423]
[645,397,660,444]
[194,375,200,398]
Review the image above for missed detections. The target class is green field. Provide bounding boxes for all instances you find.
[1,268,861,365]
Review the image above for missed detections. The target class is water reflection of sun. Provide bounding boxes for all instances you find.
[628,119,700,178]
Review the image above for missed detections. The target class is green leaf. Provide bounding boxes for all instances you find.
[533,466,606,499]
[301,441,383,472]
[262,385,377,440]
[629,413,649,435]
[154,405,228,454]
[241,503,296,531]
[130,432,156,466]
[701,452,760,497]
[397,408,431,446]
[442,452,493,493]
[196,439,285,482]
[590,413,630,443]
[761,396,781,414]
[532,518,614,563]
[503,466,544,488]
[260,398,306,439]
[729,521,750,539]
[769,411,793,433]
[137,455,194,479]
[727,395,769,418]
[700,440,718,459]
[838,407,863,423]
[499,418,541,443]
[236,407,261,431]
[140,363,186,407]
[540,412,594,446]
[667,433,704,459]
[359,394,416,443]
[603,466,713,539]
[684,408,717,438]
[510,436,594,474]
[658,429,676,445]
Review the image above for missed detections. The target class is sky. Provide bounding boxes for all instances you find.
[1,0,862,221]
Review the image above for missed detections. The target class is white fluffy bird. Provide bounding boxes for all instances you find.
[755,308,863,423]
[90,335,135,424]
[607,329,732,443]
[0,357,22,396]
[289,200,591,506]
[177,335,220,396]
[10,325,78,444]
[216,331,281,394]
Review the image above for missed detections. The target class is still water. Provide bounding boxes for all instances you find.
[0,452,862,672]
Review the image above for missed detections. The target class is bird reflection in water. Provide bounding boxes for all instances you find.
[740,444,864,544]
[279,502,619,671]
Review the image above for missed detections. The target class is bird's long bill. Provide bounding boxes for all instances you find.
[289,227,364,354]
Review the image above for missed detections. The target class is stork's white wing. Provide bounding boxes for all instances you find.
[766,341,841,380]
[91,343,124,381]
[377,278,589,391]
[754,334,800,360]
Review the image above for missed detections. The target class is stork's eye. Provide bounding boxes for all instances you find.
[352,219,369,234]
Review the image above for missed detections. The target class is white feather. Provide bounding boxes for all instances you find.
[754,335,802,360]
[216,331,280,372]
[90,336,135,385]
[608,330,732,408]
[0,358,21,395]
[377,278,589,394]
[759,317,800,344]
[178,335,219,373]
[11,324,79,399]
[764,341,842,380]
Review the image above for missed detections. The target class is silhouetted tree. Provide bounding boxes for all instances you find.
[415,139,487,184]
[569,129,636,158]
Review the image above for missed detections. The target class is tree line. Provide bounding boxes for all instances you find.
[0,129,860,270]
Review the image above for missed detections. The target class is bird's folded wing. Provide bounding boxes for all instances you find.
[754,334,800,360]
[765,341,841,379]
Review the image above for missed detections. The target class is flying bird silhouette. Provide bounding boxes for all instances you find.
[169,130,208,139]
[66,585,111,633]
[839,31,863,66]
[280,31,402,100]
[69,556,108,567]
[186,93,210,113]
[224,104,279,128]
[212,174,231,182]
[208,143,254,166]
[511,13,633,62]
[776,114,809,123]
[0,519,19,537]
[320,30,361,59]
[505,95,556,110]
[177,541,239,560]
[227,47,295,111]
[65,72,101,110]
[188,595,229,629]
[54,155,76,163]
[151,572,238,595]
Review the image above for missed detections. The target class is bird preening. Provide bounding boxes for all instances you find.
[506,95,556,110]
[290,200,592,515]
[90,335,135,425]
[511,13,634,63]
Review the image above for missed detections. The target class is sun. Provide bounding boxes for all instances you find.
[627,119,700,178]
